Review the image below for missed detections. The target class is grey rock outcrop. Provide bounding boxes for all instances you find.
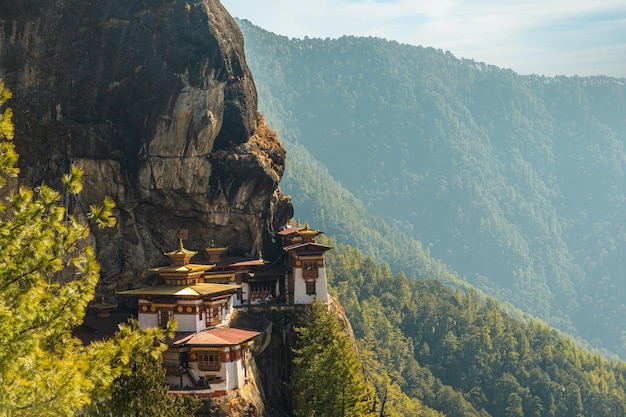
[0,0,293,291]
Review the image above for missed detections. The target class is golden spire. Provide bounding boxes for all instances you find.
[297,221,320,239]
[165,239,197,266]
[200,239,228,262]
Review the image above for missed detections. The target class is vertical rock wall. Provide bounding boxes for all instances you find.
[0,0,293,291]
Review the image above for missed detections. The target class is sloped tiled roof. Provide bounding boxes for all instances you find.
[277,226,304,236]
[173,327,261,347]
[150,263,213,274]
[117,283,241,297]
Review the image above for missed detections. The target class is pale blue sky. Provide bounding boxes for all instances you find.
[220,0,626,78]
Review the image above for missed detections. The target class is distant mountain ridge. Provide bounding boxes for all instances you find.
[236,18,626,358]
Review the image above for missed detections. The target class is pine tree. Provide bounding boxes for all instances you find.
[0,80,159,416]
[86,320,202,417]
[291,298,374,417]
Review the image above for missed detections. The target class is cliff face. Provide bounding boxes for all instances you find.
[232,298,355,417]
[0,0,292,290]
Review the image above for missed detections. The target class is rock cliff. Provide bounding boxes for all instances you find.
[232,297,357,417]
[0,0,293,291]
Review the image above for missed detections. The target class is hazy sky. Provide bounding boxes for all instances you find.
[220,0,626,78]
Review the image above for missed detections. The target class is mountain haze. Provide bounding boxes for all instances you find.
[236,19,626,358]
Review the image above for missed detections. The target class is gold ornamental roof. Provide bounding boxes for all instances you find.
[296,222,321,238]
[150,263,213,275]
[117,283,241,297]
[165,239,197,265]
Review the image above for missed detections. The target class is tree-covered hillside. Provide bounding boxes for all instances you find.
[237,19,626,358]
[324,238,626,417]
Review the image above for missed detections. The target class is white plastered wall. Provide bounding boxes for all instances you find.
[293,267,329,304]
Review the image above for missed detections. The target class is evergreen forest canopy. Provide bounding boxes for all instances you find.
[236,19,626,359]
[324,237,626,417]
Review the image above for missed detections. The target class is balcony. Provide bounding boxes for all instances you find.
[166,367,228,398]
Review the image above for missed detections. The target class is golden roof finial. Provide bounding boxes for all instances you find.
[200,240,228,262]
[297,221,320,238]
[165,239,197,265]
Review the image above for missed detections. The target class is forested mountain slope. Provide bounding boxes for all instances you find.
[324,238,626,417]
[237,19,626,358]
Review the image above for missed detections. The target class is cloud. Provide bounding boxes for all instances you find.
[220,0,626,77]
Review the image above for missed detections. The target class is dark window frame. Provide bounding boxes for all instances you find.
[305,280,316,295]
[158,309,173,329]
[197,352,221,371]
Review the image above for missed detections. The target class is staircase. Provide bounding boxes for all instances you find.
[185,367,201,386]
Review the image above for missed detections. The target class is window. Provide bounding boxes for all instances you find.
[197,352,221,371]
[249,282,274,303]
[206,305,223,327]
[305,280,316,295]
[303,261,319,280]
[158,309,173,329]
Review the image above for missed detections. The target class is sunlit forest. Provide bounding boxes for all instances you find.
[325,237,626,417]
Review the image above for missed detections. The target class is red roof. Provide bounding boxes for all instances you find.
[229,259,266,267]
[204,256,265,269]
[277,226,304,236]
[172,327,261,347]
